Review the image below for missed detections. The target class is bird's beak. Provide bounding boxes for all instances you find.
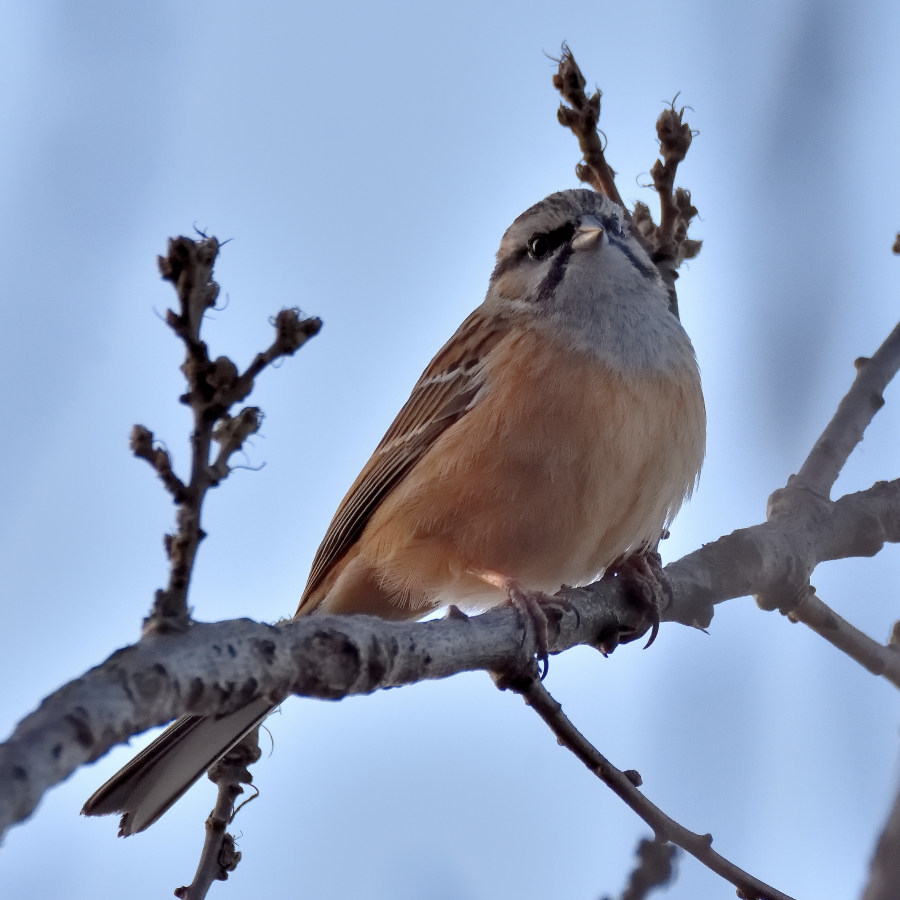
[572,215,605,250]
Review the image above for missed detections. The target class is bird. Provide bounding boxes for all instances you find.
[82,187,706,836]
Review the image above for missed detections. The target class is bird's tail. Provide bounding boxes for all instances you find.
[81,698,275,836]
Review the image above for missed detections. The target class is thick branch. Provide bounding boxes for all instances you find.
[5,465,900,841]
[666,480,900,629]
[0,602,613,839]
[0,558,684,843]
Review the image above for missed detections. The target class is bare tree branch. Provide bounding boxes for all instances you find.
[175,733,260,899]
[643,103,703,268]
[793,325,900,497]
[668,479,900,627]
[778,587,900,687]
[552,43,623,206]
[4,428,900,841]
[143,237,321,635]
[552,46,701,311]
[0,588,646,839]
[509,674,796,900]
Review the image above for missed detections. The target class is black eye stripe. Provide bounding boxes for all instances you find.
[489,201,656,291]
[536,243,573,303]
[488,249,525,284]
[528,222,576,260]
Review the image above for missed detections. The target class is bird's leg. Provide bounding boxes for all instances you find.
[504,580,554,677]
[505,579,579,680]
[474,570,572,678]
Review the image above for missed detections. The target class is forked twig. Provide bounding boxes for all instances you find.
[551,45,700,301]
[140,237,320,634]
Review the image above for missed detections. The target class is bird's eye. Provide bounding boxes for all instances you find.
[528,235,551,259]
[526,222,576,260]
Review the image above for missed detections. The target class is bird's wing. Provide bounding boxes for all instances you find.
[299,308,509,607]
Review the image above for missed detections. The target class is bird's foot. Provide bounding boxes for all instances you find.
[504,579,572,680]
[609,549,672,648]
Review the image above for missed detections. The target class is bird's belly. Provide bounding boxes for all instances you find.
[356,329,704,613]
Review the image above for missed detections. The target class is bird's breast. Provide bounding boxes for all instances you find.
[353,325,705,612]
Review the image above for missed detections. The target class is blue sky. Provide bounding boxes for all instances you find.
[2,1,900,898]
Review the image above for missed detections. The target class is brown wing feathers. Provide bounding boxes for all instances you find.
[298,311,508,607]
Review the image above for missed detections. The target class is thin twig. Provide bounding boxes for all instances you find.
[762,586,900,688]
[129,424,187,502]
[551,46,700,309]
[123,236,320,891]
[792,321,900,497]
[175,731,261,899]
[511,674,796,900]
[630,106,702,301]
[141,237,321,635]
[648,103,702,264]
[551,43,623,206]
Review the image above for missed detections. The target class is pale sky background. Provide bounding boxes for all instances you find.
[2,1,900,898]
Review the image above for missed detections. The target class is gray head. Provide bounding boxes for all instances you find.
[483,189,695,376]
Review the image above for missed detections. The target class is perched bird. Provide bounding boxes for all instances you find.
[83,188,706,835]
